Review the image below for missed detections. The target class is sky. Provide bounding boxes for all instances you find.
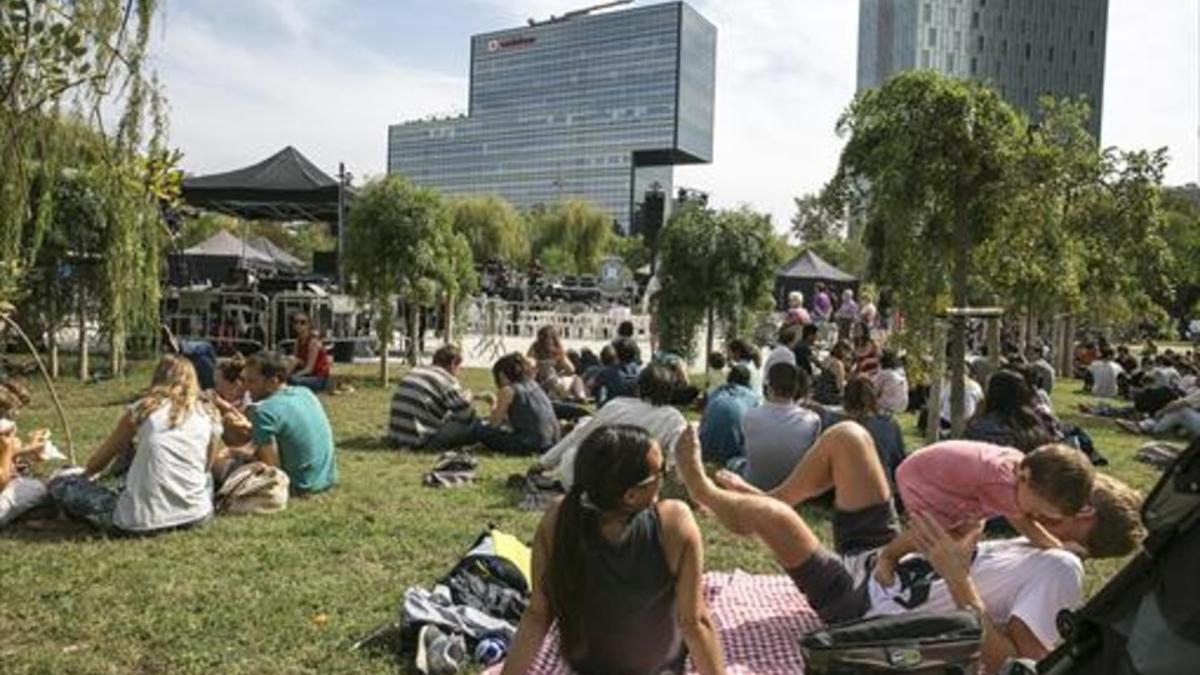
[150,0,1200,232]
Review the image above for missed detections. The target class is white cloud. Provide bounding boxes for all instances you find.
[151,3,464,184]
[155,0,1199,234]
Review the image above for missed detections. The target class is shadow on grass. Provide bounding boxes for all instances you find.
[0,518,102,544]
[339,435,394,452]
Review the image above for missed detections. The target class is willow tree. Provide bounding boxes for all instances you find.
[2,0,172,376]
[826,71,1025,434]
[449,194,529,265]
[529,200,614,274]
[344,176,476,380]
[655,203,781,368]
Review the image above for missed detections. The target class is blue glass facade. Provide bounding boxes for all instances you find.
[387,1,716,231]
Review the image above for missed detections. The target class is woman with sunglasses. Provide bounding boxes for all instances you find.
[289,313,331,392]
[502,425,725,675]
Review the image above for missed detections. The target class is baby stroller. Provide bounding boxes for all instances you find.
[1034,438,1200,674]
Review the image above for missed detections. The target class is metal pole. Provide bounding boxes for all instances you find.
[337,162,346,290]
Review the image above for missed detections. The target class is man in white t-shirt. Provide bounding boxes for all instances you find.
[939,371,984,426]
[763,323,801,373]
[678,423,1145,672]
[1087,347,1125,398]
[537,363,686,488]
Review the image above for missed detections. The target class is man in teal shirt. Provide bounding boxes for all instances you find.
[243,351,338,494]
[698,363,761,465]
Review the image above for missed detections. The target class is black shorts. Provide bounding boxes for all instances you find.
[787,501,900,624]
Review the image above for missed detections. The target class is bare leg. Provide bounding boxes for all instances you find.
[0,434,16,490]
[675,426,822,569]
[768,422,892,512]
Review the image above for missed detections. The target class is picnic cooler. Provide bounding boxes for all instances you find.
[1032,439,1200,675]
[801,610,983,674]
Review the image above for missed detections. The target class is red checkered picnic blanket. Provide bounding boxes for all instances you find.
[484,571,823,674]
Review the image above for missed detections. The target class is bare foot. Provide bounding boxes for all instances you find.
[673,426,715,503]
[714,469,761,495]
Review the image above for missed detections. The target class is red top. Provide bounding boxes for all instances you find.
[295,334,332,378]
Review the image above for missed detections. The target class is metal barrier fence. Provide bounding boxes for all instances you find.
[162,291,648,361]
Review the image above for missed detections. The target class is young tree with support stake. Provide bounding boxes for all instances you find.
[827,71,1025,436]
[344,176,475,382]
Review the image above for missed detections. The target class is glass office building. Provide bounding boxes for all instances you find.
[388,1,716,232]
[858,0,1108,138]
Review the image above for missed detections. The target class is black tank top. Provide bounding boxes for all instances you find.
[570,505,685,675]
[509,380,560,450]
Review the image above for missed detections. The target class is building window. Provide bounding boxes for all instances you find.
[1002,38,1008,55]
[977,35,985,52]
[1088,29,1095,46]
[1048,46,1054,62]
[924,3,932,22]
[955,30,962,49]
[971,11,980,28]
[1072,49,1077,65]
[1025,43,1032,59]
[970,57,978,75]
[928,26,937,46]
[950,7,958,23]
[922,49,931,67]
[947,53,956,72]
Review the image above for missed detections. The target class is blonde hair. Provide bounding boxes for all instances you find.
[136,355,212,428]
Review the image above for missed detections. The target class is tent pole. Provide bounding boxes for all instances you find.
[337,162,346,291]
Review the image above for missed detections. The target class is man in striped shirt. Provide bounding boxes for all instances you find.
[389,345,482,449]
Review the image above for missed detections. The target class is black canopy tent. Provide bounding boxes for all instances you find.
[774,250,860,310]
[180,146,344,222]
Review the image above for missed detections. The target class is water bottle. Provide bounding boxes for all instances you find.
[474,635,508,666]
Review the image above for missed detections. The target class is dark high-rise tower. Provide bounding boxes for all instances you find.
[858,0,1108,138]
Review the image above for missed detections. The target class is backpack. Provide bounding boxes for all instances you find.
[439,528,533,623]
[216,461,289,515]
[802,610,983,674]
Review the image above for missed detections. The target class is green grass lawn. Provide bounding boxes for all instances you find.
[0,361,1165,674]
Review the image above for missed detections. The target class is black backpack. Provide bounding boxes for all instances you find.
[1035,439,1200,675]
[801,610,983,674]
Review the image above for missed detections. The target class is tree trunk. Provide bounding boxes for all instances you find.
[77,292,89,381]
[406,302,419,366]
[444,292,455,345]
[378,299,391,386]
[927,321,947,444]
[949,214,971,437]
[986,316,1002,381]
[111,329,122,379]
[48,323,59,380]
[705,305,715,389]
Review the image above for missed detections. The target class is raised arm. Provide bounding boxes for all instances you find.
[84,411,139,478]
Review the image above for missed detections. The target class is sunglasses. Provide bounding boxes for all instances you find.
[634,463,668,487]
[292,319,308,326]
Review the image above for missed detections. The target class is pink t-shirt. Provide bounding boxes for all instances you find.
[897,440,1024,529]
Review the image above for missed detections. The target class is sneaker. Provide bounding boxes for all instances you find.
[414,624,466,675]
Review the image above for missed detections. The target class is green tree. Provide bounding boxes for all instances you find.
[3,1,171,377]
[449,195,529,265]
[826,71,1025,434]
[344,176,475,378]
[655,204,781,365]
[529,200,614,274]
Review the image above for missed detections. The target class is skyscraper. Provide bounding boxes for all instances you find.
[388,1,716,232]
[858,0,1108,137]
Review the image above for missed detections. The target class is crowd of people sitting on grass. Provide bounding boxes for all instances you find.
[1066,336,1200,441]
[0,349,338,533]
[0,305,1160,674]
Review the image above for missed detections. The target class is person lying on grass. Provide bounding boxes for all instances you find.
[48,355,221,535]
[686,423,1144,673]
[502,425,725,675]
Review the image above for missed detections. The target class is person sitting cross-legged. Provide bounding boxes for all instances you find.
[242,351,338,495]
[684,423,1144,673]
[49,355,221,534]
[475,352,561,456]
[501,425,725,675]
[388,345,485,451]
[698,364,760,466]
[733,361,822,491]
[591,337,641,407]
